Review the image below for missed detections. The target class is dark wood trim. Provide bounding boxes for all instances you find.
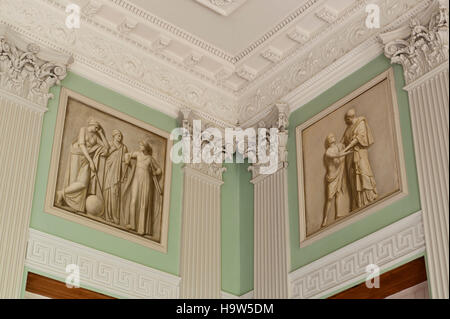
[329,257,427,299]
[25,272,115,299]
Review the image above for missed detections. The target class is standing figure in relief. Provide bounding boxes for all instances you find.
[322,133,352,227]
[342,108,378,209]
[122,139,162,236]
[103,129,130,225]
[56,118,109,212]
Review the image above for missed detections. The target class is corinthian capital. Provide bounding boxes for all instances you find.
[379,0,449,85]
[0,25,73,108]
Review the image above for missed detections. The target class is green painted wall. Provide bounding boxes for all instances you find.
[221,159,254,296]
[239,162,254,294]
[30,72,183,276]
[287,54,421,272]
[28,54,420,296]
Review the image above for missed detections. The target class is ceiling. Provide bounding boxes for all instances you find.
[0,0,427,126]
[127,0,314,55]
[76,0,360,90]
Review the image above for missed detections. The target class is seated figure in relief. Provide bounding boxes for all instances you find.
[56,118,109,212]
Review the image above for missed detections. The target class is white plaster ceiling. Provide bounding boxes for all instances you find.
[74,0,359,92]
[127,0,312,55]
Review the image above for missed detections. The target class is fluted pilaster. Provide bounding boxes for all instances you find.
[380,0,449,298]
[0,26,71,298]
[251,164,290,298]
[179,163,225,298]
[250,103,290,299]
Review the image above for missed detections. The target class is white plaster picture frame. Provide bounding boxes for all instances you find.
[45,88,173,253]
[296,68,408,247]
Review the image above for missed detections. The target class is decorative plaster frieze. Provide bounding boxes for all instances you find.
[236,66,257,82]
[380,0,449,85]
[0,25,72,108]
[261,47,283,63]
[0,0,428,127]
[152,36,171,51]
[237,0,430,124]
[287,27,310,44]
[117,17,138,35]
[316,6,339,24]
[184,52,203,67]
[25,229,181,299]
[195,0,247,16]
[0,0,240,126]
[289,211,425,299]
[82,0,103,18]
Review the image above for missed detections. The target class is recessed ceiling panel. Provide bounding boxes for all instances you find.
[127,0,310,55]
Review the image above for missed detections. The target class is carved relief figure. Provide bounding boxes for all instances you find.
[341,109,378,209]
[56,118,109,212]
[103,129,129,225]
[123,139,163,236]
[322,133,352,227]
[47,89,172,250]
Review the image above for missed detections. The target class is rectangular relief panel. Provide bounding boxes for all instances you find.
[295,68,408,246]
[45,88,173,252]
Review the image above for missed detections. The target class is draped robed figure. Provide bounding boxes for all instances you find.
[121,139,163,237]
[342,109,378,209]
[103,129,130,225]
[56,119,109,212]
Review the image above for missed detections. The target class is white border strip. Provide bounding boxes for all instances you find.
[288,211,426,299]
[25,228,181,299]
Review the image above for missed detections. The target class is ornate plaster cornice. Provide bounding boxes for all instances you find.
[194,0,247,17]
[0,0,428,126]
[0,25,72,110]
[380,0,449,85]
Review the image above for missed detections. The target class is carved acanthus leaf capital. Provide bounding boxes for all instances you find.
[380,0,449,85]
[0,26,73,108]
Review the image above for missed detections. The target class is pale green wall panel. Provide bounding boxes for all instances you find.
[221,162,241,295]
[287,55,421,272]
[27,54,421,295]
[238,161,254,295]
[29,72,183,276]
[221,160,254,296]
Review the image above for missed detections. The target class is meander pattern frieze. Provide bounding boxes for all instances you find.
[25,229,180,299]
[289,213,425,299]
